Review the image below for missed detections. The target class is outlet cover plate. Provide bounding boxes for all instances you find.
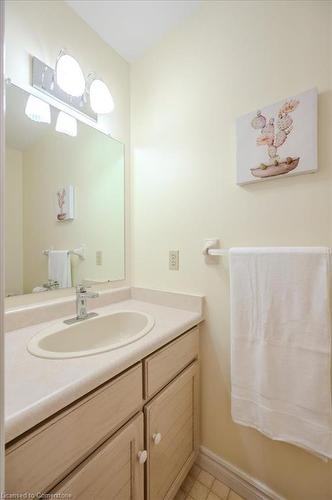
[169,250,179,271]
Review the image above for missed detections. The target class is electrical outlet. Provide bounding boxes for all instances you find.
[96,250,103,266]
[169,250,179,270]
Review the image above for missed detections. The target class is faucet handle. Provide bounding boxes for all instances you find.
[76,283,97,295]
[43,279,60,290]
[76,283,87,293]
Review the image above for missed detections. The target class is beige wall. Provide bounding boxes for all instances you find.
[5,149,23,295]
[131,1,332,499]
[5,0,131,288]
[21,125,124,293]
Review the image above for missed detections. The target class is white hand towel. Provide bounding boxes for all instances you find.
[229,247,332,458]
[48,250,72,288]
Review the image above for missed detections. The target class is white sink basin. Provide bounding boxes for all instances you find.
[27,310,155,359]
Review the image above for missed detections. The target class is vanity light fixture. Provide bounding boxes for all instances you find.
[25,95,51,123]
[56,111,77,137]
[55,50,85,98]
[32,52,115,120]
[88,77,114,114]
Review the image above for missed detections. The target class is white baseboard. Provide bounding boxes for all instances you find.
[196,446,286,500]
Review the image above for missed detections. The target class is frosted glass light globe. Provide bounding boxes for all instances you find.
[56,54,85,97]
[25,95,51,123]
[89,79,114,114]
[56,111,77,137]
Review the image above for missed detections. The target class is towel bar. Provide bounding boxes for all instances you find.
[203,239,228,256]
[203,239,332,257]
[42,245,86,260]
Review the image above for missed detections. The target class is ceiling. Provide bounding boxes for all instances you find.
[66,0,200,62]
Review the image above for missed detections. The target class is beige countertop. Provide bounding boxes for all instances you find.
[5,292,203,443]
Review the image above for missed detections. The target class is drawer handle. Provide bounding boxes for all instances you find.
[152,432,162,445]
[137,450,148,464]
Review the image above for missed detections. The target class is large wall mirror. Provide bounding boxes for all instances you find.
[5,83,125,299]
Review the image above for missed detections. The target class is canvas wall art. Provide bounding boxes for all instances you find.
[236,88,317,185]
[55,185,75,221]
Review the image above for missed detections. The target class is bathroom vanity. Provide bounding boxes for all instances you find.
[5,288,203,499]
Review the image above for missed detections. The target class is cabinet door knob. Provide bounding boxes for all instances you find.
[152,432,162,445]
[137,450,148,464]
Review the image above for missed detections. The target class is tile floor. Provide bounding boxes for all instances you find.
[174,464,245,500]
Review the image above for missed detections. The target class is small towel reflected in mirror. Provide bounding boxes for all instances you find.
[48,250,72,288]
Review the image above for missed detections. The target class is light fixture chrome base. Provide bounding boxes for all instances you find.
[32,56,97,121]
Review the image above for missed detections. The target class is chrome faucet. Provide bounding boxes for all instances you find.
[76,284,99,319]
[43,279,60,290]
[64,284,99,325]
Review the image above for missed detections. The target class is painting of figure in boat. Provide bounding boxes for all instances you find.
[236,88,317,185]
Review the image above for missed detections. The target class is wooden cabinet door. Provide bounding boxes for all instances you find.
[52,413,145,500]
[145,361,199,500]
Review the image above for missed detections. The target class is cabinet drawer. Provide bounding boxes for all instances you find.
[6,363,143,495]
[52,413,145,500]
[143,327,199,399]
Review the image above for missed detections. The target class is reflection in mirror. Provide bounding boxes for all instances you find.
[5,83,125,298]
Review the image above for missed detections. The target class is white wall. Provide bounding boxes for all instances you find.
[131,1,332,498]
[5,148,23,295]
[5,0,131,289]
